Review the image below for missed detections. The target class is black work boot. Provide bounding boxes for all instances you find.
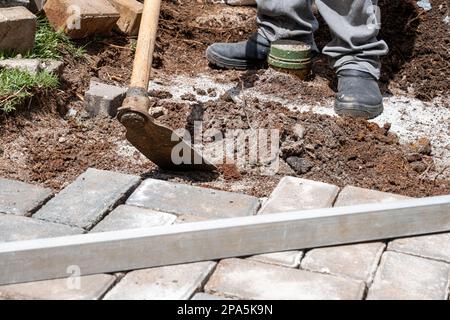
[334,70,384,120]
[206,33,270,70]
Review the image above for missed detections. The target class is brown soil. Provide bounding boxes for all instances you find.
[0,0,449,198]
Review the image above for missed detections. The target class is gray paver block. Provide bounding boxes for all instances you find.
[251,177,339,267]
[0,6,36,54]
[34,168,141,230]
[258,176,339,214]
[91,205,176,233]
[126,179,260,219]
[0,58,41,74]
[301,242,386,283]
[388,233,450,263]
[0,213,83,242]
[205,259,365,300]
[0,178,52,216]
[0,274,115,300]
[103,261,216,300]
[300,186,411,283]
[367,252,450,300]
[334,185,411,207]
[84,80,128,117]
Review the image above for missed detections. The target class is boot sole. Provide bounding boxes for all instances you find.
[206,47,265,70]
[334,101,384,120]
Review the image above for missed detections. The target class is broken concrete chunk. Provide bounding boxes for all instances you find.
[108,0,143,36]
[0,58,41,74]
[84,80,128,117]
[0,6,37,54]
[44,0,120,39]
[40,59,64,76]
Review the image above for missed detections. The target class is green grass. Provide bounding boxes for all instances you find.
[0,69,59,113]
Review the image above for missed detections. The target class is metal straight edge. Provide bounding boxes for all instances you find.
[0,195,450,285]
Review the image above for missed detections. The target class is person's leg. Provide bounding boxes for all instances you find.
[316,0,388,119]
[206,0,317,69]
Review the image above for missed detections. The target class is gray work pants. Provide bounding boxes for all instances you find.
[256,0,388,79]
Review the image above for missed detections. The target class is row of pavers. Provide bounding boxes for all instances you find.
[0,168,449,299]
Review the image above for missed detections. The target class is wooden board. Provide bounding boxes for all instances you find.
[1,195,450,285]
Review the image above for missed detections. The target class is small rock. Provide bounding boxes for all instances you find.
[195,88,207,96]
[292,124,306,140]
[286,156,314,174]
[281,141,303,158]
[180,93,197,102]
[410,161,428,173]
[149,106,167,118]
[411,137,432,155]
[405,153,422,163]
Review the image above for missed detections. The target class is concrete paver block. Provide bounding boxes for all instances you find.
[126,179,260,219]
[334,185,411,207]
[34,168,140,230]
[367,252,450,300]
[44,0,120,39]
[84,80,127,117]
[301,242,386,283]
[0,274,115,300]
[191,292,232,300]
[0,58,41,74]
[258,177,339,214]
[0,6,36,54]
[205,259,365,300]
[388,233,450,263]
[0,213,83,242]
[0,178,52,216]
[300,186,411,283]
[91,205,176,233]
[108,0,143,36]
[103,262,216,300]
[251,177,339,267]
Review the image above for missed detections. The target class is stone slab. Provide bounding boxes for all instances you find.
[335,185,411,207]
[0,178,52,216]
[248,251,303,268]
[367,252,450,300]
[388,233,450,263]
[91,205,176,233]
[258,177,339,214]
[34,168,140,230]
[44,0,120,39]
[84,80,127,117]
[205,259,365,300]
[0,274,115,300]
[0,213,83,242]
[103,261,216,300]
[0,6,36,54]
[126,179,260,219]
[0,58,41,74]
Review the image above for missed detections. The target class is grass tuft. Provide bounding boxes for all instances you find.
[0,69,59,113]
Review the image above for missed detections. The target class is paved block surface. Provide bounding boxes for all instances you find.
[104,262,216,300]
[84,80,127,117]
[0,214,83,242]
[300,186,411,283]
[259,177,339,214]
[367,252,450,300]
[334,185,411,207]
[191,293,231,300]
[0,178,52,216]
[251,177,339,267]
[0,274,115,300]
[34,168,140,230]
[388,233,450,263]
[91,205,176,233]
[0,6,36,54]
[205,259,365,300]
[108,0,143,35]
[44,0,119,39]
[301,242,386,283]
[126,179,260,219]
